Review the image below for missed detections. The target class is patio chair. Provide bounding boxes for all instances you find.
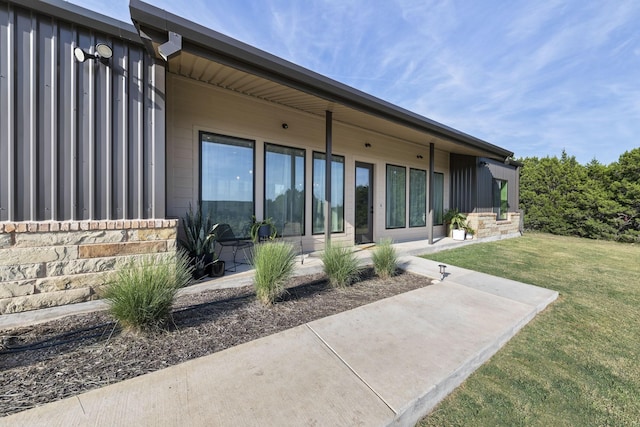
[281,222,304,264]
[216,223,253,272]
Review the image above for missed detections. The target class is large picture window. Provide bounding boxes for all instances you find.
[493,179,508,220]
[409,168,426,227]
[265,143,305,236]
[386,164,406,229]
[433,172,444,225]
[312,152,345,234]
[200,132,254,237]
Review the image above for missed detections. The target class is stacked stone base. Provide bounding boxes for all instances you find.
[466,212,522,240]
[0,220,178,315]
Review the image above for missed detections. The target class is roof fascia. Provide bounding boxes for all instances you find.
[129,0,513,159]
[8,0,141,43]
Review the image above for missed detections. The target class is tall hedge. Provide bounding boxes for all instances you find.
[519,148,639,242]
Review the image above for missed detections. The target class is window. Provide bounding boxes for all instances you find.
[433,172,444,225]
[386,164,406,228]
[312,152,345,234]
[265,143,305,236]
[200,132,254,237]
[493,179,508,220]
[409,168,426,227]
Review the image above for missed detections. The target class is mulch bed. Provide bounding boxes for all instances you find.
[0,268,433,418]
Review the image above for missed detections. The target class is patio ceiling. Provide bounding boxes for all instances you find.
[130,0,513,161]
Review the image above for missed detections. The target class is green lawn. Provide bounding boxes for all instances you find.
[417,233,640,427]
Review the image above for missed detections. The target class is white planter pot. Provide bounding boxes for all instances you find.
[452,229,466,241]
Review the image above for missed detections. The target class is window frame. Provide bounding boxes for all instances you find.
[199,131,255,238]
[409,168,427,228]
[433,172,444,226]
[312,151,345,235]
[263,142,306,237]
[493,178,509,221]
[385,164,407,229]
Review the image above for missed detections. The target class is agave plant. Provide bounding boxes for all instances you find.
[179,203,217,277]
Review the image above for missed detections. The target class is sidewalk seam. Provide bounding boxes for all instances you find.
[305,323,397,415]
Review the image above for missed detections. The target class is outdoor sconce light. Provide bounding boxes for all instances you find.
[438,264,447,280]
[74,43,113,64]
[479,161,488,167]
[282,123,289,129]
[364,142,371,148]
[417,154,424,159]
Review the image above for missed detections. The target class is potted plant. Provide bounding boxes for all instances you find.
[179,204,218,279]
[464,225,475,240]
[249,216,277,243]
[444,209,468,241]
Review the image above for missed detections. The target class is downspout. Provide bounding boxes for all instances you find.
[428,143,434,245]
[325,111,333,245]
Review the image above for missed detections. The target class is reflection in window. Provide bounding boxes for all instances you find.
[409,168,426,227]
[312,152,345,234]
[433,172,444,225]
[265,144,305,236]
[200,132,254,237]
[386,164,406,229]
[494,179,508,220]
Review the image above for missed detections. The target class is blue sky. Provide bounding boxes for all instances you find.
[69,0,640,165]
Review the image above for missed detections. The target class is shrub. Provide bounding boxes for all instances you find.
[103,251,193,331]
[372,238,398,279]
[252,241,296,305]
[321,243,361,288]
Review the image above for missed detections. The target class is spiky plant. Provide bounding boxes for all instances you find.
[103,251,193,331]
[252,241,296,305]
[321,243,361,288]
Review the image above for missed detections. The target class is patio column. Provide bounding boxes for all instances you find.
[325,110,333,245]
[428,143,435,244]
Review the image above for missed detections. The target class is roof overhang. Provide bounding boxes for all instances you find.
[129,0,514,160]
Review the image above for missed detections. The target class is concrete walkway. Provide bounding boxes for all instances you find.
[1,237,558,426]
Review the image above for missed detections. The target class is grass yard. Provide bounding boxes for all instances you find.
[418,233,640,427]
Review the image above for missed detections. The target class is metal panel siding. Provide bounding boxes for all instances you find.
[0,4,13,221]
[0,2,164,222]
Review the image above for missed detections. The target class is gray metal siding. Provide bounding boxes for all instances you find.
[477,159,519,214]
[0,1,165,222]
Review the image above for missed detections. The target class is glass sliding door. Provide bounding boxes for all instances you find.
[409,168,426,227]
[312,152,345,234]
[264,143,305,236]
[355,162,374,244]
[386,164,406,229]
[200,132,254,237]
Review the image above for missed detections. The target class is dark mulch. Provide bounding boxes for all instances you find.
[0,268,432,418]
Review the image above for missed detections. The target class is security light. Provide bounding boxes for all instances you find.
[74,43,113,64]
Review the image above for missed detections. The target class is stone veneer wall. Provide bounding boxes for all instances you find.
[466,212,522,240]
[0,220,178,314]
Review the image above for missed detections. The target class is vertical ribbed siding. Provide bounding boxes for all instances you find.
[449,154,476,213]
[0,2,165,222]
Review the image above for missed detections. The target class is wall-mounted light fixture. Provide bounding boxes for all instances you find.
[417,154,424,159]
[479,161,489,167]
[282,123,289,129]
[74,43,113,64]
[364,142,371,148]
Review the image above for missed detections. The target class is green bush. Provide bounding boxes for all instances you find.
[372,238,398,279]
[103,251,193,331]
[252,241,296,305]
[321,243,361,288]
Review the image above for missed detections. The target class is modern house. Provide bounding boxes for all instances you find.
[0,0,521,314]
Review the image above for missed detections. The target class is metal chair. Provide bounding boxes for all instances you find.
[281,222,304,264]
[216,223,253,272]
